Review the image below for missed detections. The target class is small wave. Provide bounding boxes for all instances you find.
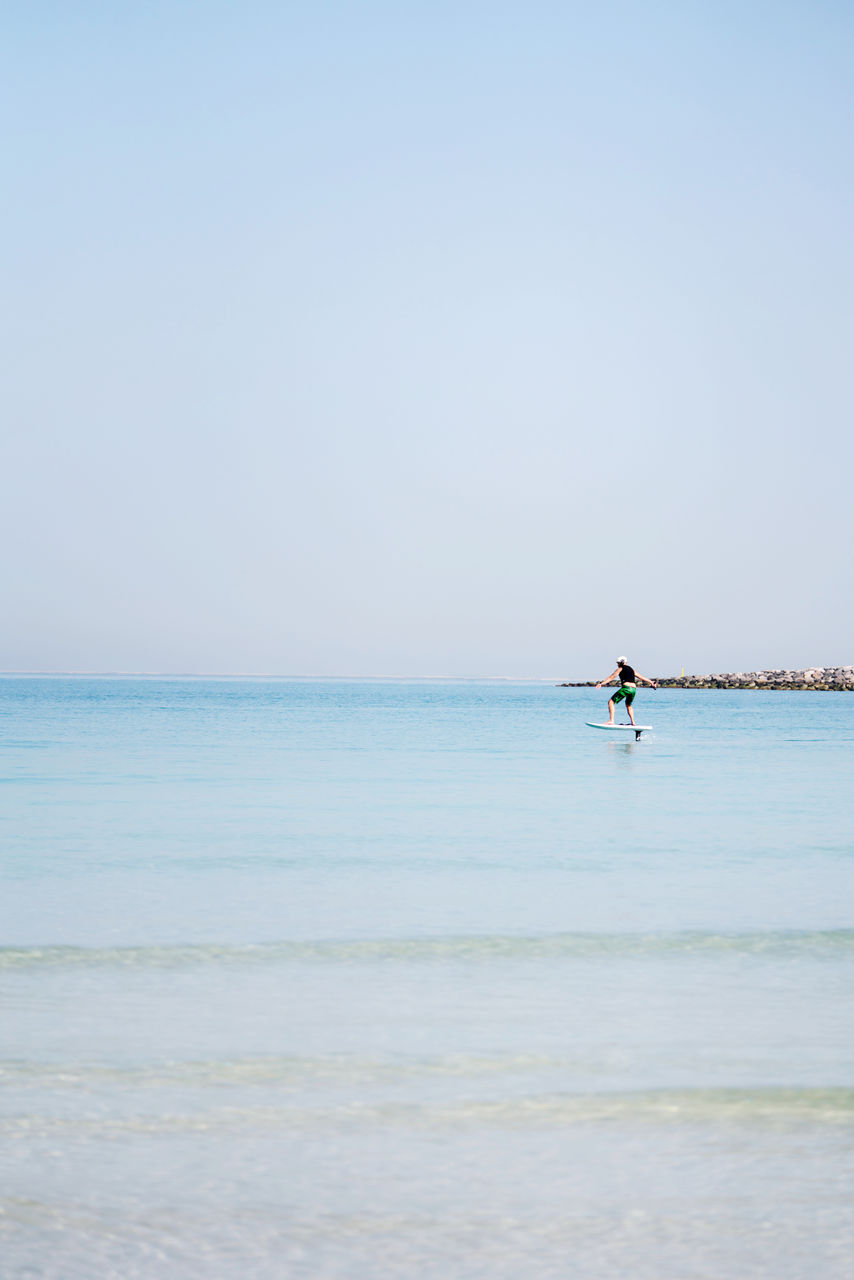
[0,1052,564,1088]
[2,1087,853,1138]
[3,930,854,970]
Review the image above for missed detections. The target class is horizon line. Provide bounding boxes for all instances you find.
[0,670,566,682]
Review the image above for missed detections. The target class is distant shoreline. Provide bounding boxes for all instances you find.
[1,669,852,690]
[560,666,854,692]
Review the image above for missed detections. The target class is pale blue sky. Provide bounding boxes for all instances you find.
[3,1,852,675]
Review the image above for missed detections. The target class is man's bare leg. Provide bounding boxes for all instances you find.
[626,699,636,725]
[608,697,616,724]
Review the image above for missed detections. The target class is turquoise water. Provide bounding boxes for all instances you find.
[2,677,853,1277]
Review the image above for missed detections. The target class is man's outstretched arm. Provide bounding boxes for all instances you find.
[595,668,621,689]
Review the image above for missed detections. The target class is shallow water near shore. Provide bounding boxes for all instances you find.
[2,677,853,1278]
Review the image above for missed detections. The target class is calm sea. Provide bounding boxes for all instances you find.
[2,677,853,1278]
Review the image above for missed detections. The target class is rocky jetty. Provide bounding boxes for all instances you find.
[559,666,854,691]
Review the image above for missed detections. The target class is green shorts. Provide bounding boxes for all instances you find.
[613,684,636,705]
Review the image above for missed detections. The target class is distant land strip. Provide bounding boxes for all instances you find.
[559,666,854,691]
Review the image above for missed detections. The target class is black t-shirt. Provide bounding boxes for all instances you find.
[618,664,636,684]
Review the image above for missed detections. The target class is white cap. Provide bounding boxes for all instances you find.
[617,656,627,664]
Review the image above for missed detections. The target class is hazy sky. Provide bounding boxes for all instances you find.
[4,1,853,676]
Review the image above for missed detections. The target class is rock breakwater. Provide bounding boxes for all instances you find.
[559,666,854,691]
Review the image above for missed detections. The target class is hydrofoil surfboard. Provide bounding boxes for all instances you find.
[586,721,652,741]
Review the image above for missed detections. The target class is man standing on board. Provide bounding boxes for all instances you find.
[595,658,658,726]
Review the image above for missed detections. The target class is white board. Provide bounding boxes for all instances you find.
[586,721,652,732]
